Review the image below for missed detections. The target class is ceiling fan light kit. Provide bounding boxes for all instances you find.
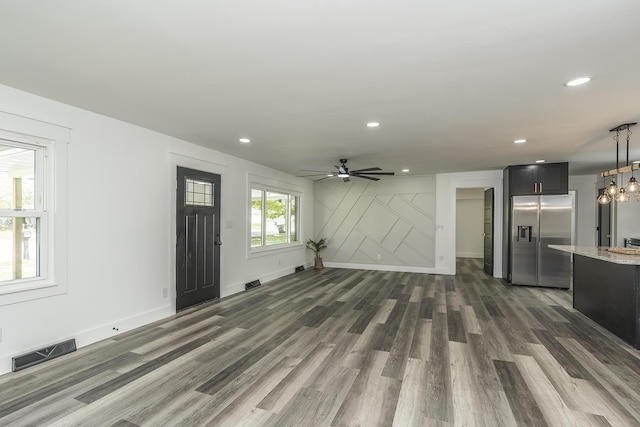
[297,159,395,182]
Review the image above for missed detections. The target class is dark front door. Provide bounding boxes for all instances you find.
[176,167,221,311]
[483,188,494,275]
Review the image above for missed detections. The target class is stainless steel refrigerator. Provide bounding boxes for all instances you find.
[511,194,573,288]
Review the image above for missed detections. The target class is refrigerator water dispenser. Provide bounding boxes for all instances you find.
[517,226,532,242]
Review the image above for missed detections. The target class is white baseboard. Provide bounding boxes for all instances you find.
[323,261,452,275]
[0,304,175,376]
[74,305,175,349]
[456,252,483,259]
[221,262,315,298]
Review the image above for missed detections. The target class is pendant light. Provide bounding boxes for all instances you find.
[624,126,639,194]
[597,175,612,204]
[598,123,637,204]
[616,188,630,203]
[598,192,612,204]
[627,175,639,193]
[606,127,621,196]
[615,173,629,203]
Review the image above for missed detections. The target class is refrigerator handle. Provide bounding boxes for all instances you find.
[539,182,542,193]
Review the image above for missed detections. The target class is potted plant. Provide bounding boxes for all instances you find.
[307,237,327,270]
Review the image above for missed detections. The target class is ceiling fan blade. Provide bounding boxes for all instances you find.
[296,174,333,177]
[350,167,382,173]
[354,175,380,181]
[314,176,332,182]
[300,169,333,173]
[353,172,394,176]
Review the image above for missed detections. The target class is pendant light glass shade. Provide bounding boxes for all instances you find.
[597,175,611,205]
[615,187,629,203]
[606,180,619,196]
[597,191,611,204]
[626,176,639,193]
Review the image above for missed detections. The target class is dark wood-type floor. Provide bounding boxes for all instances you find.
[2,259,640,426]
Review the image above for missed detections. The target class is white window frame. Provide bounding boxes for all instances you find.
[0,139,49,284]
[0,123,68,306]
[249,183,302,255]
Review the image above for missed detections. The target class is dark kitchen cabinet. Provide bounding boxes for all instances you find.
[507,162,568,196]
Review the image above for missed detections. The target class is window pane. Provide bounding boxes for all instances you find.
[290,195,299,242]
[0,217,39,282]
[185,178,214,207]
[265,191,287,246]
[0,146,36,210]
[251,189,263,247]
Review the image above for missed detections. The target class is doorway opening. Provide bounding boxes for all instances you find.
[455,187,494,276]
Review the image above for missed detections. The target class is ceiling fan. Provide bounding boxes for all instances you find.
[298,159,395,182]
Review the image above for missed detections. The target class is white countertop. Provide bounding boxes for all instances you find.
[549,245,640,265]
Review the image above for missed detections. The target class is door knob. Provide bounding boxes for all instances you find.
[214,234,222,246]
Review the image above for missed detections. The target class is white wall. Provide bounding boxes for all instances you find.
[456,188,484,258]
[317,175,436,272]
[0,84,313,374]
[435,170,504,277]
[317,169,504,276]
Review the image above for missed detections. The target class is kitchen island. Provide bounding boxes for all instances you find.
[550,245,640,349]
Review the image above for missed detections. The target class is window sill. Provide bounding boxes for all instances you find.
[0,278,65,306]
[248,242,304,258]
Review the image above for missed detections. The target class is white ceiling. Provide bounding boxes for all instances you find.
[1,1,639,177]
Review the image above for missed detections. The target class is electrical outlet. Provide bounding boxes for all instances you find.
[162,288,168,298]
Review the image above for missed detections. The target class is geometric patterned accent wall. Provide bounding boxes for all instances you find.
[314,175,436,267]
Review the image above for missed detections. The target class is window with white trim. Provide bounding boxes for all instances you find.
[250,187,300,249]
[0,117,68,306]
[0,140,47,283]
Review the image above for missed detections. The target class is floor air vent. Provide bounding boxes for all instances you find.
[12,338,77,372]
[295,265,305,272]
[245,279,261,291]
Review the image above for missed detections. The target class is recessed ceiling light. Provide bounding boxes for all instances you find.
[239,138,251,143]
[402,169,410,173]
[514,139,527,144]
[366,122,380,128]
[565,76,592,87]
[535,160,545,163]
